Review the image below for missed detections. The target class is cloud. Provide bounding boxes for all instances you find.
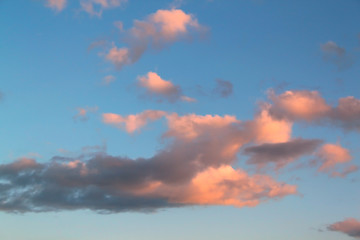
[45,0,67,11]
[102,75,116,85]
[73,106,99,122]
[320,41,355,70]
[268,90,360,131]
[0,112,297,213]
[80,0,127,17]
[102,110,167,133]
[315,143,357,177]
[213,78,233,98]
[247,104,293,144]
[268,89,331,121]
[244,138,323,170]
[105,8,206,69]
[0,91,3,102]
[328,218,360,238]
[137,72,195,103]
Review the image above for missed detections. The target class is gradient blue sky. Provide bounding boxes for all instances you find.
[1,0,360,239]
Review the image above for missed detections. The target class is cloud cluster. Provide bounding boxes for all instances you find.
[137,72,195,103]
[0,113,297,213]
[268,90,360,131]
[106,9,206,70]
[328,218,360,238]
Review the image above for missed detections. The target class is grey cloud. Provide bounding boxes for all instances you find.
[213,79,233,98]
[320,41,355,70]
[244,138,323,169]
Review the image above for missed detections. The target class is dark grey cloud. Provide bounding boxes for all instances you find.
[244,138,323,169]
[213,79,233,98]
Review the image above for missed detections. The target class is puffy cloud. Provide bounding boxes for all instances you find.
[106,9,206,69]
[328,218,360,238]
[320,41,355,70]
[268,90,331,121]
[268,90,360,131]
[80,0,127,17]
[247,105,293,144]
[244,138,323,170]
[316,143,356,177]
[165,165,297,207]
[102,75,116,85]
[73,106,99,122]
[102,110,167,133]
[213,78,233,98]
[45,0,67,11]
[137,72,195,103]
[165,113,240,140]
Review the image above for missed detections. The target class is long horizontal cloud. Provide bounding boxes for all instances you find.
[137,72,195,103]
[268,90,360,131]
[244,138,323,170]
[328,218,360,238]
[0,113,297,212]
[106,8,206,69]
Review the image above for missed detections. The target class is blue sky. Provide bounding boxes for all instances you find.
[0,0,360,239]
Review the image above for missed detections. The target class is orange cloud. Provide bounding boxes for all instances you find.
[168,165,297,207]
[102,110,167,133]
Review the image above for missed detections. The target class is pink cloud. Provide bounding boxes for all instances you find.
[73,106,98,121]
[105,47,130,68]
[80,0,127,17]
[156,165,297,207]
[137,72,194,103]
[102,110,167,133]
[248,104,293,144]
[268,89,331,121]
[165,113,240,140]
[268,89,360,131]
[45,0,67,11]
[328,218,360,238]
[106,8,206,69]
[316,143,354,177]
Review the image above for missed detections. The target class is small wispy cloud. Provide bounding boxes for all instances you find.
[73,106,99,122]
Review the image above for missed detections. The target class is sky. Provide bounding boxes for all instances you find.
[0,0,360,239]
